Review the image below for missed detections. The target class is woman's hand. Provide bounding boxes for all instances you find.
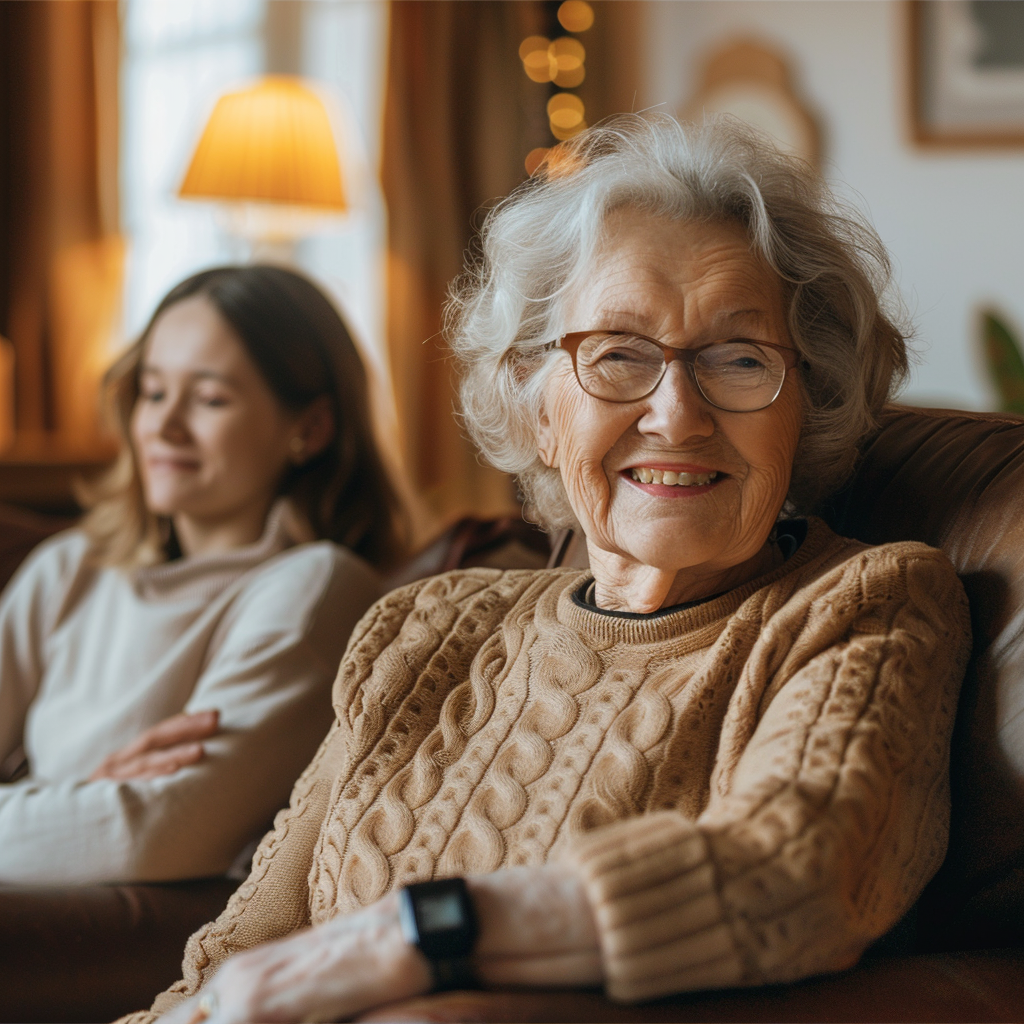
[162,893,432,1024]
[89,709,220,782]
[161,865,602,1024]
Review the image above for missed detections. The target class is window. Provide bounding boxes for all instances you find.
[121,0,265,334]
[120,0,390,382]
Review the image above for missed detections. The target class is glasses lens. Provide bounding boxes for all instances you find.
[694,341,786,412]
[575,333,664,401]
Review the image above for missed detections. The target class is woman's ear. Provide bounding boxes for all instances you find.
[291,396,334,464]
[536,401,560,469]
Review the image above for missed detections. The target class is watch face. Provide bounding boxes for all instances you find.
[401,879,479,967]
[417,891,464,931]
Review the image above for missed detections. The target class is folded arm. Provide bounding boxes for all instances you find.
[0,628,338,884]
[89,709,221,782]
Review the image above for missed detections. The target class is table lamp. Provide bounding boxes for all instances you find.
[179,75,347,257]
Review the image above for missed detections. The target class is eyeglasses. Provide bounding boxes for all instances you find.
[549,331,802,412]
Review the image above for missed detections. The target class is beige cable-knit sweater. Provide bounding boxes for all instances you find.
[131,517,970,1015]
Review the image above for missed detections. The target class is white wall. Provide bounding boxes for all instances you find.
[642,0,1024,410]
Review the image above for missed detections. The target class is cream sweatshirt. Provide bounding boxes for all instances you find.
[129,518,970,1015]
[0,503,382,885]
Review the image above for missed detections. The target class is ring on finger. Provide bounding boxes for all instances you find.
[189,991,218,1024]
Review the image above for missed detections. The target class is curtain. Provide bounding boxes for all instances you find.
[382,0,643,537]
[0,0,121,449]
[383,1,545,537]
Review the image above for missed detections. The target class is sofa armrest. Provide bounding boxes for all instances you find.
[356,949,1024,1024]
[0,878,237,1023]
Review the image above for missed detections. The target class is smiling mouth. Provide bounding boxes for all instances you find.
[629,467,719,487]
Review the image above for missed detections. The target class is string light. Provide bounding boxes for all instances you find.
[519,2,594,169]
[527,145,585,179]
[519,36,554,83]
[518,35,586,86]
[550,37,585,87]
[518,36,549,60]
[557,0,594,33]
[547,93,586,140]
[525,147,550,176]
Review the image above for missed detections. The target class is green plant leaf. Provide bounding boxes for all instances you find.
[982,309,1024,415]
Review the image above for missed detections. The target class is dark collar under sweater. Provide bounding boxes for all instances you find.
[572,518,808,621]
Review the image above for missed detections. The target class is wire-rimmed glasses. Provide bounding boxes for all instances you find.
[550,331,801,412]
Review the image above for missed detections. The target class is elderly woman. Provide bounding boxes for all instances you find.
[130,115,970,1024]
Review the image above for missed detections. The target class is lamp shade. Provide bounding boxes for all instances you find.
[179,76,346,210]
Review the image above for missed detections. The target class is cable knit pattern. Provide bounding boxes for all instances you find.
[123,518,971,1019]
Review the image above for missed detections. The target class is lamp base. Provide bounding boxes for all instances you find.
[208,201,348,265]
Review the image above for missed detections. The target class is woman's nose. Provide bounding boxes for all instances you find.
[149,394,190,443]
[635,360,714,444]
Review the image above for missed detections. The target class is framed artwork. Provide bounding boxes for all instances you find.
[911,0,1024,146]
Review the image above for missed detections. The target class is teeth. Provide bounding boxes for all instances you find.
[631,468,718,486]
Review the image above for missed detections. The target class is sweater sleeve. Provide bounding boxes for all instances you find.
[0,533,78,769]
[562,547,971,1003]
[0,547,380,885]
[117,579,435,1024]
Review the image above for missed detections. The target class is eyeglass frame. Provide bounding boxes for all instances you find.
[545,331,804,412]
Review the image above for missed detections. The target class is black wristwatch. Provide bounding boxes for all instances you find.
[397,877,479,992]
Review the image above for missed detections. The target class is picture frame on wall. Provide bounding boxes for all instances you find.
[911,0,1024,146]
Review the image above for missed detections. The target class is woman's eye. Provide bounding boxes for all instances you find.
[599,348,643,364]
[190,382,232,407]
[140,388,164,402]
[704,342,774,373]
[587,336,660,365]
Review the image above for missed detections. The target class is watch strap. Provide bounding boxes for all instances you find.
[426,954,478,993]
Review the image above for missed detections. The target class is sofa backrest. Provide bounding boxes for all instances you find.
[825,405,1024,942]
[0,504,70,593]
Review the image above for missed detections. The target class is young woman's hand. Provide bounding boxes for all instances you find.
[159,865,600,1024]
[89,709,220,781]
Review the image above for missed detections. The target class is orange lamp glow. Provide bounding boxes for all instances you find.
[179,76,346,210]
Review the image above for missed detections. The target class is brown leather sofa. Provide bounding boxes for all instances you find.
[3,406,1024,1022]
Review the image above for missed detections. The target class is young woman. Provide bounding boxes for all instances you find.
[0,265,404,885]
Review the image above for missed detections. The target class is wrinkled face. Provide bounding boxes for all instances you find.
[131,296,298,527]
[536,211,804,578]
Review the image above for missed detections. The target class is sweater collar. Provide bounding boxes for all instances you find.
[555,516,836,648]
[131,499,297,602]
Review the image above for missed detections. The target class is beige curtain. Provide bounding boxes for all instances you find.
[0,0,121,450]
[382,0,643,537]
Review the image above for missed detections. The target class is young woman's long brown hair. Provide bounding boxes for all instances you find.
[82,265,406,568]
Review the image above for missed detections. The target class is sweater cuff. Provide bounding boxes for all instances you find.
[563,811,746,1003]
